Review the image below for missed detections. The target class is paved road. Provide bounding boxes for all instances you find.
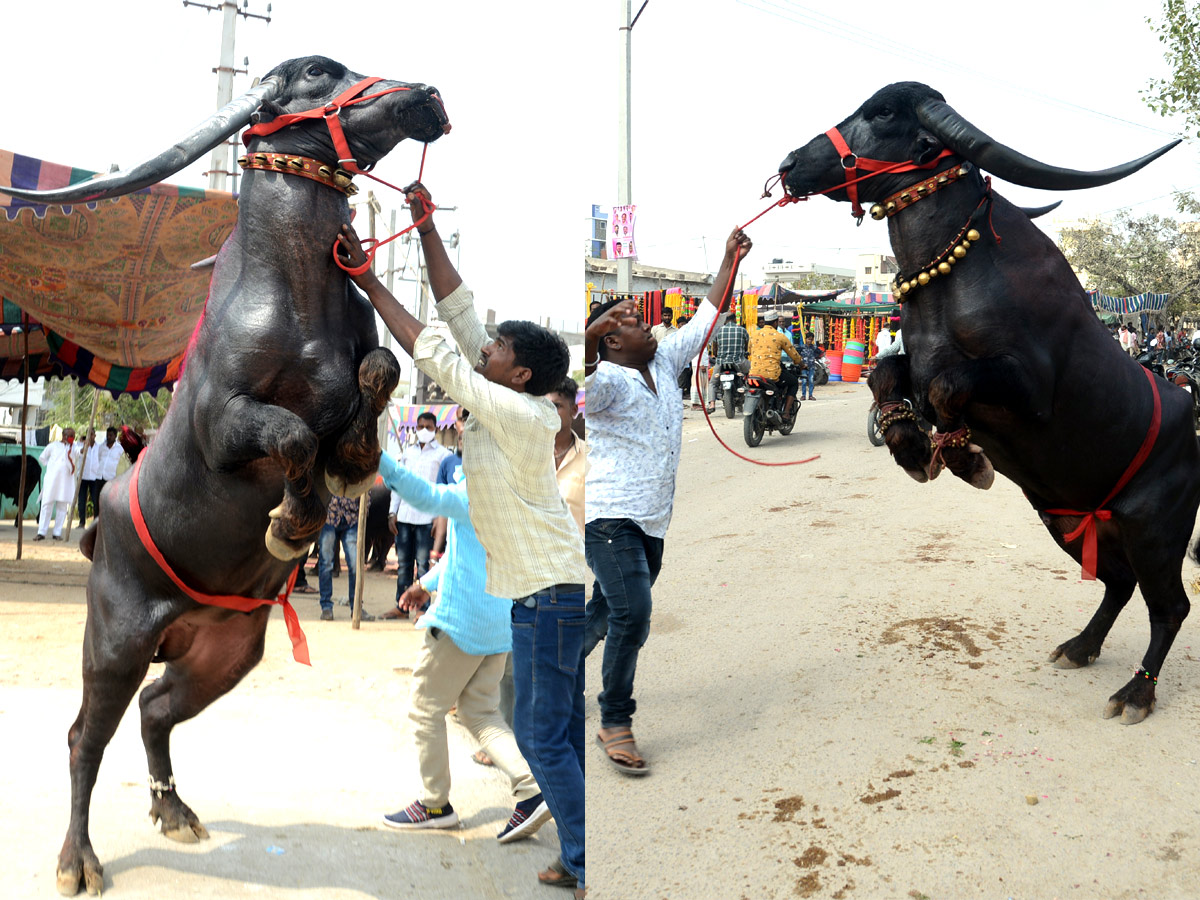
[585,382,1200,900]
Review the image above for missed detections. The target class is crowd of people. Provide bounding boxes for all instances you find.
[1114,322,1200,361]
[30,424,130,541]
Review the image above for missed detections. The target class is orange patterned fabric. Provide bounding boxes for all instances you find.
[0,150,237,385]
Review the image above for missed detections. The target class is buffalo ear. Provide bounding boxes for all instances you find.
[912,132,943,166]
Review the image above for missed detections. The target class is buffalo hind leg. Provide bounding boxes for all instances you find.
[867,356,932,482]
[325,347,401,498]
[139,608,272,842]
[1040,513,1136,669]
[1104,528,1191,724]
[57,587,159,896]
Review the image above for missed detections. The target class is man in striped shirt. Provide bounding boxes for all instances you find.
[336,185,588,897]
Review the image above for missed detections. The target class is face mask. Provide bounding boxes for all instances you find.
[416,428,435,444]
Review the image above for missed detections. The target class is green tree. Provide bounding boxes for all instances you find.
[1145,0,1200,138]
[38,378,172,435]
[1059,212,1200,317]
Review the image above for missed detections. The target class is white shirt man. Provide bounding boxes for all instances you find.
[37,429,78,540]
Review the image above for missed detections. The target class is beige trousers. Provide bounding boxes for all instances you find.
[408,628,538,807]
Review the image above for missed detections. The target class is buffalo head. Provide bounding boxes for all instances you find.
[779,81,1178,204]
[0,55,449,205]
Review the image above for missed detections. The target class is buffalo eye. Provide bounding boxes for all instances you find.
[875,107,892,119]
[307,65,324,78]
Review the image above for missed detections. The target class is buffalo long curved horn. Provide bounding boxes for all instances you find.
[916,98,1180,191]
[1020,201,1062,220]
[0,78,281,205]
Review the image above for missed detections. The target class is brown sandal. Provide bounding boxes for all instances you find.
[537,858,577,889]
[596,729,650,776]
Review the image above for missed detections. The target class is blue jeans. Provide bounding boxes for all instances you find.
[394,521,433,602]
[800,365,815,399]
[583,518,663,729]
[511,585,585,888]
[318,523,357,612]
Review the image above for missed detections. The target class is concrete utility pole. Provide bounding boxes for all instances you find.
[617,0,634,293]
[184,0,272,191]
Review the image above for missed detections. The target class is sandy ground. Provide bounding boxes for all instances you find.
[0,527,560,899]
[585,383,1200,900]
[7,383,1200,900]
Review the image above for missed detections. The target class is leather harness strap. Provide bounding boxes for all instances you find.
[128,455,311,665]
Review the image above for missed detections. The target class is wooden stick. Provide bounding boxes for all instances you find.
[65,387,101,542]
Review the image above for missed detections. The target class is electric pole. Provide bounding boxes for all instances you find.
[617,0,633,293]
[184,0,272,191]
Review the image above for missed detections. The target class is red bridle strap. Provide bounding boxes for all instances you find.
[822,127,954,220]
[243,76,448,175]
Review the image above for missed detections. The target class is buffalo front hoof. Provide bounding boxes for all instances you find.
[325,468,376,499]
[965,445,995,490]
[264,507,313,561]
[1101,678,1156,724]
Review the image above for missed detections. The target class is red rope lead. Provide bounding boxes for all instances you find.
[693,252,820,468]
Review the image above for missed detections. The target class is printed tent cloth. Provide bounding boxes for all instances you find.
[1087,289,1170,316]
[800,290,899,316]
[0,150,237,395]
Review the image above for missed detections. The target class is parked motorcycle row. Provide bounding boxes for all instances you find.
[1138,348,1200,429]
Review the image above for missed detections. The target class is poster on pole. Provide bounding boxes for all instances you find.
[608,204,637,260]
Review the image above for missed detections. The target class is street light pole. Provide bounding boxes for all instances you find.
[617,0,633,294]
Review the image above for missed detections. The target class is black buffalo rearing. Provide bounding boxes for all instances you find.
[1,56,449,896]
[779,81,1198,727]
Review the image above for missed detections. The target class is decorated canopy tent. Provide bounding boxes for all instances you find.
[0,150,237,395]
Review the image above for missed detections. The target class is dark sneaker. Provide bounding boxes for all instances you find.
[319,609,334,621]
[383,800,458,830]
[496,792,551,843]
[33,535,45,542]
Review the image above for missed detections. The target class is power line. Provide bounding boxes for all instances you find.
[737,0,1186,140]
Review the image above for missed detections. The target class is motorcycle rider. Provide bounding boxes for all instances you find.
[707,310,750,406]
[748,308,803,420]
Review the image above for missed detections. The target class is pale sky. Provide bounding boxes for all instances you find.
[6,0,1196,333]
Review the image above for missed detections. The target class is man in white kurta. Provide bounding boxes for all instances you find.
[37,428,78,540]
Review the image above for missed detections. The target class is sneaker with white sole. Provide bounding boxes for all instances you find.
[496,792,552,843]
[383,800,458,830]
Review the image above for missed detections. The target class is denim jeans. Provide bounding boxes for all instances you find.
[511,585,585,888]
[583,518,664,729]
[394,521,433,601]
[318,523,357,612]
[800,365,815,399]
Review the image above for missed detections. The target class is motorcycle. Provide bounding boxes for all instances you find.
[1165,355,1200,430]
[811,355,829,386]
[713,361,746,419]
[742,363,799,447]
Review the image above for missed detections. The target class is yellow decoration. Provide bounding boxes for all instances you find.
[967,229,981,242]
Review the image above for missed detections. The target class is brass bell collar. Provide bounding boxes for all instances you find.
[869,162,974,221]
[236,152,358,197]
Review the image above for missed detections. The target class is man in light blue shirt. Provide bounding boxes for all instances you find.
[376,451,550,845]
